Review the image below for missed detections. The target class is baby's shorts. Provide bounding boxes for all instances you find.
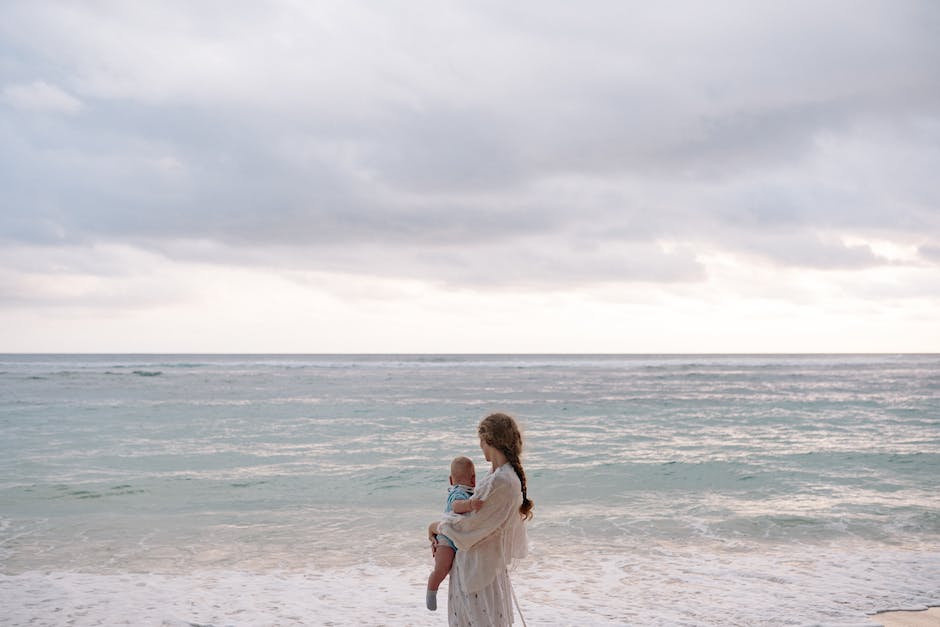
[436,533,457,551]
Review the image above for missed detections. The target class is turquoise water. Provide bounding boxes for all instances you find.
[1,354,939,625]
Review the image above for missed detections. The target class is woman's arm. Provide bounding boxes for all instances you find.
[450,498,485,514]
[437,475,515,552]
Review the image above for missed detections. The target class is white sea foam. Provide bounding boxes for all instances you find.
[2,542,938,626]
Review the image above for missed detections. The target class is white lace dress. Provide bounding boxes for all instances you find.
[437,463,528,627]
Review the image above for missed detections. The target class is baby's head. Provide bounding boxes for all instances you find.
[450,456,476,488]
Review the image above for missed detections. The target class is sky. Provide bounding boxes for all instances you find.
[1,1,939,353]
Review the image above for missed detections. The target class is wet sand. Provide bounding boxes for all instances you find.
[872,607,940,627]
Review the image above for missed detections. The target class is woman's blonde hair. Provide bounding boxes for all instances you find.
[478,413,533,520]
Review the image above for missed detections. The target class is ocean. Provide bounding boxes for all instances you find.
[1,354,938,626]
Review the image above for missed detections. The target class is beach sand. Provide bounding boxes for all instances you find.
[872,607,940,627]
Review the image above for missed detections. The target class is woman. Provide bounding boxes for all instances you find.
[428,413,534,626]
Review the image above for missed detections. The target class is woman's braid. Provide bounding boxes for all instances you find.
[479,413,534,520]
[503,447,533,520]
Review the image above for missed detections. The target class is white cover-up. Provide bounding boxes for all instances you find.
[437,463,528,626]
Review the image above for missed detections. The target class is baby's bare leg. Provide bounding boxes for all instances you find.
[428,545,455,590]
[426,545,455,610]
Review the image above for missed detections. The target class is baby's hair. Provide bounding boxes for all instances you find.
[478,413,534,520]
[450,456,474,483]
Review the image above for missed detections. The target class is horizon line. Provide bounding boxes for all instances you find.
[2,352,938,357]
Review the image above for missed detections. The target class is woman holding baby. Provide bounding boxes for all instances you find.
[427,412,534,626]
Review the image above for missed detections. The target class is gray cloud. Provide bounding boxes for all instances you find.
[1,0,939,294]
[920,244,940,263]
[2,80,83,113]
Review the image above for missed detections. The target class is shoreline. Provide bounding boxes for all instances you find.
[872,607,940,627]
[3,568,939,626]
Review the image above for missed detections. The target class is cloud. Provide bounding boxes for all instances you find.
[0,243,195,309]
[919,244,940,263]
[2,80,83,113]
[0,0,938,295]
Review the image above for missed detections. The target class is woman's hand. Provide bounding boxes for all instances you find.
[428,522,440,556]
[470,499,485,512]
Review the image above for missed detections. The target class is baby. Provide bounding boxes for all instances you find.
[426,455,484,611]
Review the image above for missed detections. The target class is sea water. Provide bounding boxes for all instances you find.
[1,354,938,626]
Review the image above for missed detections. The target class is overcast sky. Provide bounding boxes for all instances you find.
[1,1,938,352]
